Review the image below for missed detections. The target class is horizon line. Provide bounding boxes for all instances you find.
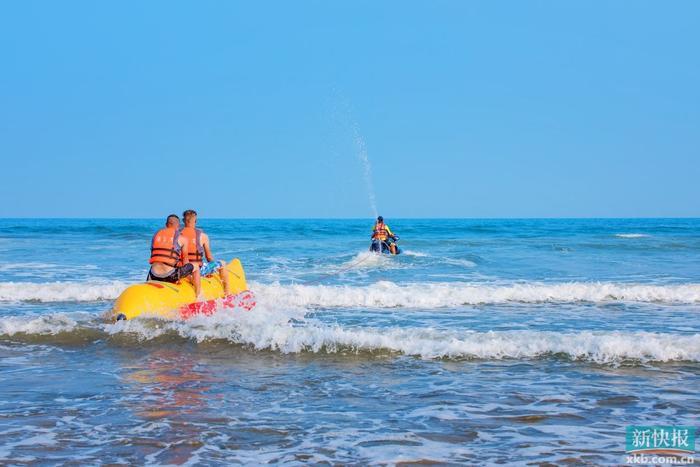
[1,216,699,221]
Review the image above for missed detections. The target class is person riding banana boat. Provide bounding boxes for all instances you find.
[369,215,401,255]
[148,210,230,297]
[179,209,231,296]
[113,211,252,321]
[148,213,202,296]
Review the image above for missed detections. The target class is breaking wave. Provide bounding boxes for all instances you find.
[252,281,700,308]
[0,281,128,302]
[2,280,700,306]
[0,311,698,363]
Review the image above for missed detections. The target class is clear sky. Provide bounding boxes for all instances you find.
[1,1,698,218]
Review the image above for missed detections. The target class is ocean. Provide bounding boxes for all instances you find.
[0,218,698,464]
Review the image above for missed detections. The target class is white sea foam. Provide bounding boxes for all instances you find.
[0,281,127,302]
[615,233,650,238]
[103,312,700,363]
[2,308,699,362]
[402,250,429,258]
[2,280,700,306]
[337,251,398,270]
[0,313,88,335]
[251,281,700,308]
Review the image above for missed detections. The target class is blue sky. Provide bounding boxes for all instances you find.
[1,1,698,218]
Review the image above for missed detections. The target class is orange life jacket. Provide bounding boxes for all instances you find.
[149,227,182,267]
[179,226,205,265]
[372,222,389,241]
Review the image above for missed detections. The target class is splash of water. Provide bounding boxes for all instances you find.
[331,91,379,218]
[353,128,378,218]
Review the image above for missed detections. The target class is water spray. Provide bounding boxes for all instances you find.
[352,127,378,219]
[331,92,379,218]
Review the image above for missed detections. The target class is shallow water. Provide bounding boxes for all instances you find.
[1,218,699,464]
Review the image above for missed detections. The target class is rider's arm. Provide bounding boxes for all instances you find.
[385,225,395,238]
[202,233,214,263]
[179,237,190,265]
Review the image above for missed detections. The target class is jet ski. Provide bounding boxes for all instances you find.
[369,238,401,255]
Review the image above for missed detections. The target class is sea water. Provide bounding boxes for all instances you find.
[0,218,698,464]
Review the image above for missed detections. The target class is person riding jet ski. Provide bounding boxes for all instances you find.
[369,216,400,255]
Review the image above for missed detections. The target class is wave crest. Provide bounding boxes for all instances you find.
[2,280,700,306]
[253,281,700,308]
[1,311,698,363]
[0,281,127,302]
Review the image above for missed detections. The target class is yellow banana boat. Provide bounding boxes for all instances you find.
[112,258,255,321]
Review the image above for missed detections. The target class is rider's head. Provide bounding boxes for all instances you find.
[183,209,198,227]
[377,216,384,223]
[165,214,180,228]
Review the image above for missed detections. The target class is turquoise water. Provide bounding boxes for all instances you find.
[1,218,699,464]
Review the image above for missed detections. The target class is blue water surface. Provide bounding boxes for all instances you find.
[0,218,698,464]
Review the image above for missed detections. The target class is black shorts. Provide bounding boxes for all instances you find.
[147,263,194,283]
